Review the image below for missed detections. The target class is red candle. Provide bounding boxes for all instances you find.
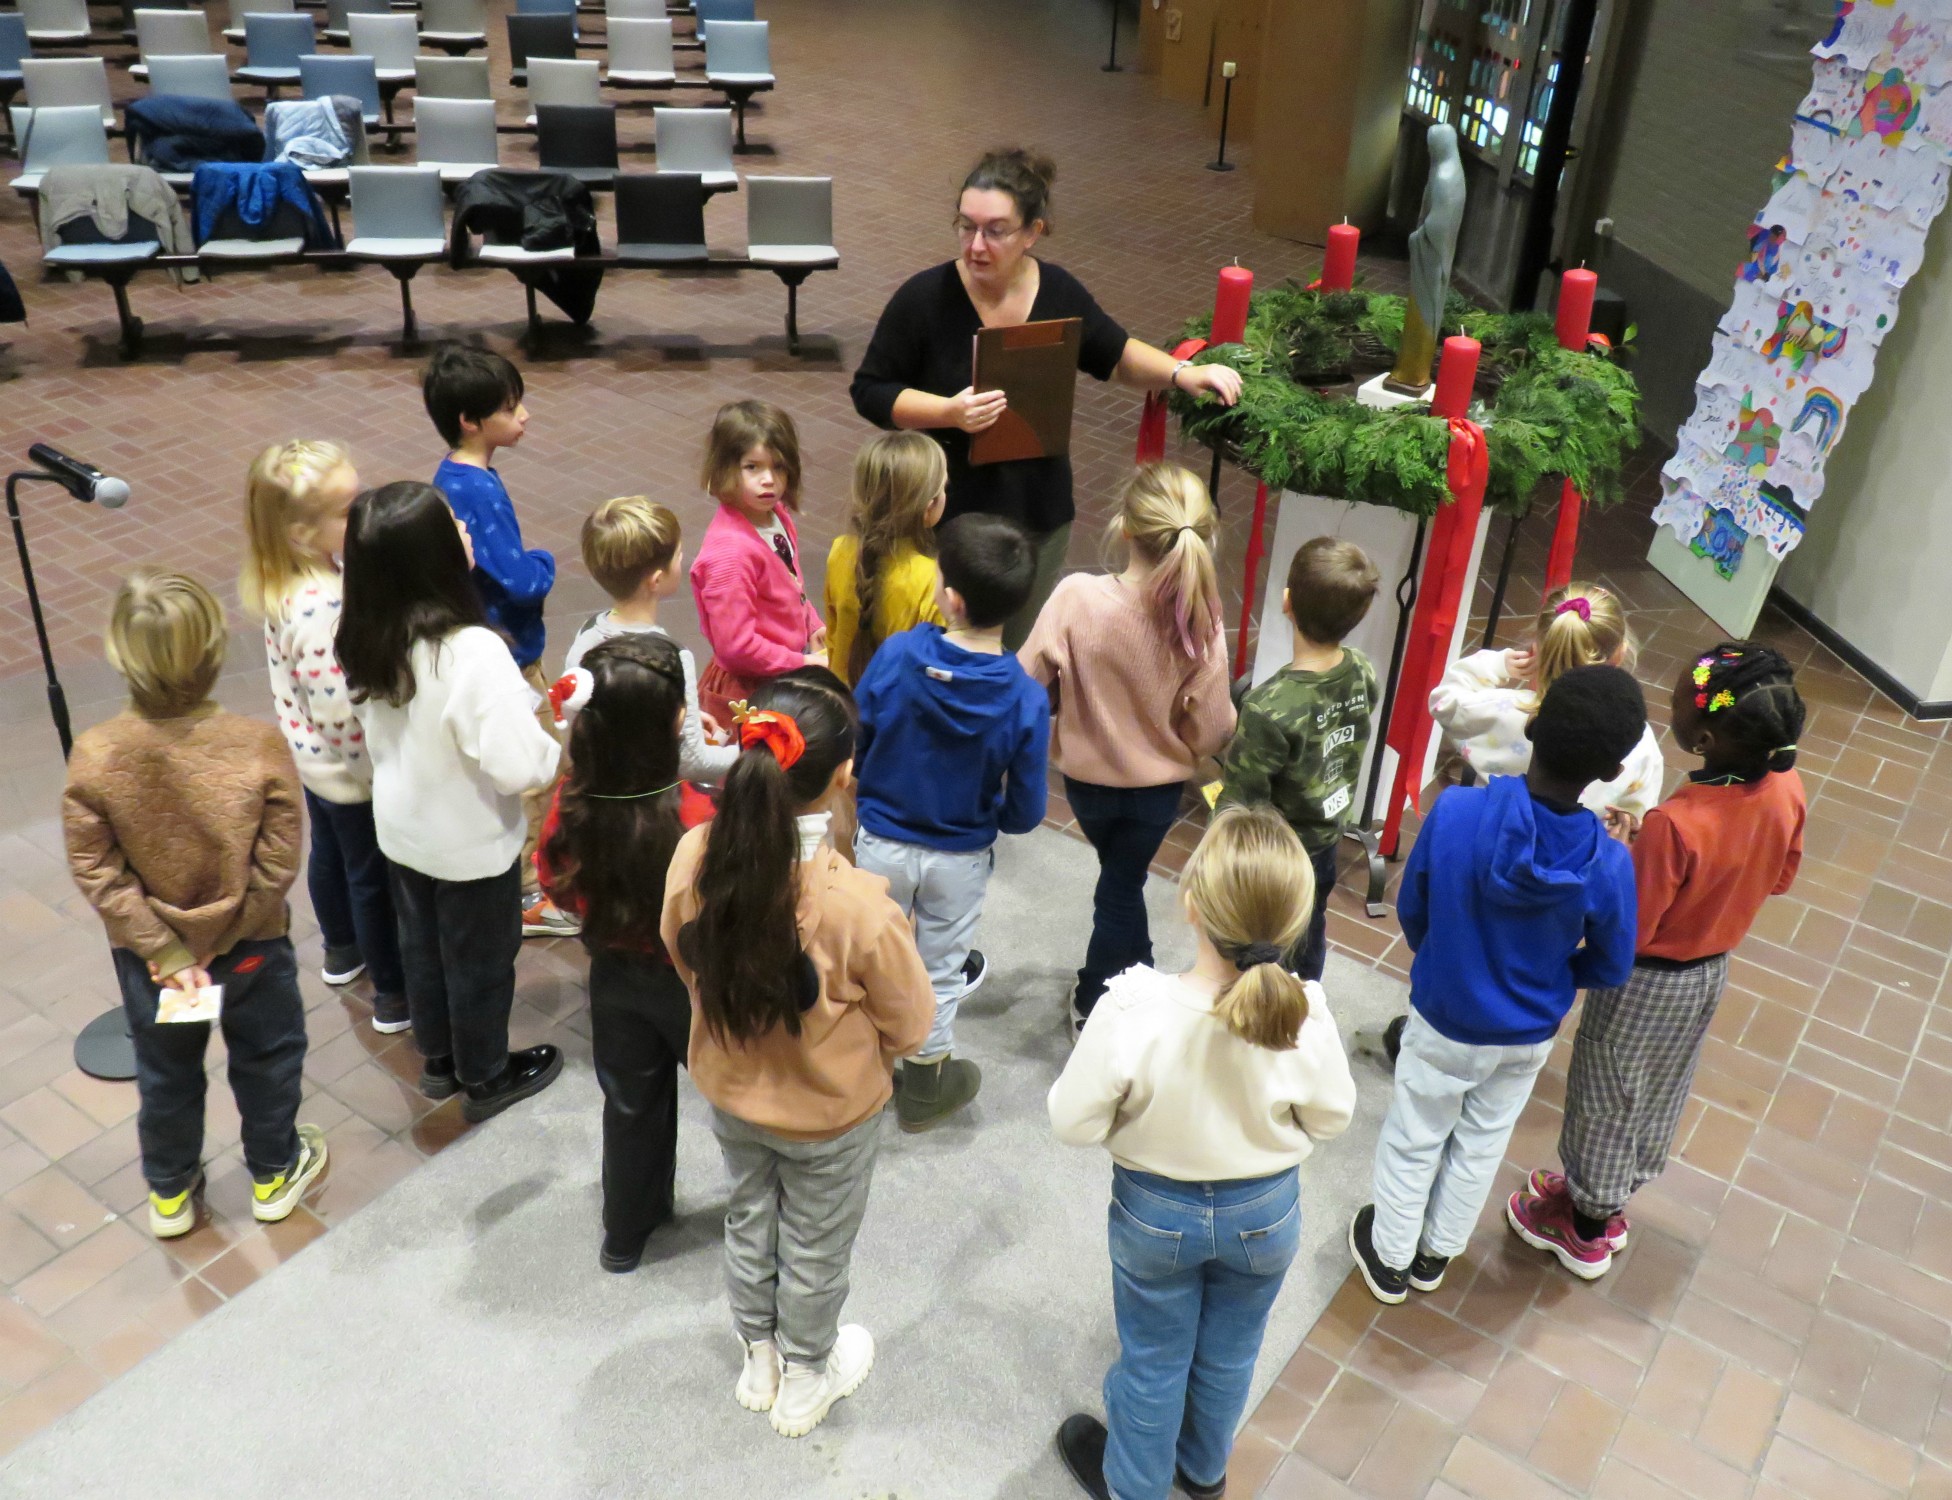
[1430,336,1480,419]
[1211,264,1253,345]
[1320,222,1359,292]
[1555,268,1598,352]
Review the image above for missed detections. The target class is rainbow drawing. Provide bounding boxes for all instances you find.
[1791,388,1844,454]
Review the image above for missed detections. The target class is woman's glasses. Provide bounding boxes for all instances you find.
[954,217,1025,246]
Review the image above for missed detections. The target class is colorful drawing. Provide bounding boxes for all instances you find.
[1822,0,1853,52]
[1724,394,1783,472]
[1849,67,1921,144]
[1742,223,1789,281]
[1760,298,1849,370]
[1791,388,1845,453]
[1689,507,1749,580]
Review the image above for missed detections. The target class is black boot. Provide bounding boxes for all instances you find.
[600,1229,649,1274]
[462,1044,563,1123]
[1055,1414,1111,1500]
[419,1054,459,1100]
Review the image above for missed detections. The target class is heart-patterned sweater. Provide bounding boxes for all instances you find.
[264,570,370,805]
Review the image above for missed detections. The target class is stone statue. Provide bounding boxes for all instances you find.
[1386,122,1467,394]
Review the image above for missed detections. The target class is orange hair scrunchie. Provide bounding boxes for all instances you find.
[729,701,806,769]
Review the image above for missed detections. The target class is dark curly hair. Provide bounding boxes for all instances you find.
[1686,642,1806,774]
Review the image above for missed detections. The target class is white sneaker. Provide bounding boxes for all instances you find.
[770,1325,873,1438]
[735,1337,781,1412]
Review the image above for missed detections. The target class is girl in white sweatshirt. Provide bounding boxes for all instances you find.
[338,481,564,1123]
[1048,805,1357,1500]
[1430,583,1665,837]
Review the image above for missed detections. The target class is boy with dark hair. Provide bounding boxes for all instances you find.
[422,344,571,937]
[1350,664,1643,1304]
[1216,536,1381,979]
[852,514,1050,1131]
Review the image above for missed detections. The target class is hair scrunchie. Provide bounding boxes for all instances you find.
[1554,596,1592,623]
[546,667,595,728]
[1232,941,1285,972]
[730,701,806,769]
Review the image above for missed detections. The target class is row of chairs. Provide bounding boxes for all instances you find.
[45,165,836,352]
[6,0,737,48]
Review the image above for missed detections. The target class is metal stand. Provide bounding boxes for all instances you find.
[1346,516,1429,916]
[1206,73,1236,172]
[6,470,135,1082]
[1101,0,1121,71]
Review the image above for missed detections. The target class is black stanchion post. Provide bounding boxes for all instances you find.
[1207,61,1237,171]
[1102,0,1121,71]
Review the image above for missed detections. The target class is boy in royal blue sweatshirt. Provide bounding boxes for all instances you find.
[1350,665,1645,1304]
[853,514,1050,1132]
[421,345,571,939]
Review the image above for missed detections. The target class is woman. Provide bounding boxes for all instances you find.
[850,147,1242,650]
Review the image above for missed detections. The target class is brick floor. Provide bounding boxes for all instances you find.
[3,0,1951,1491]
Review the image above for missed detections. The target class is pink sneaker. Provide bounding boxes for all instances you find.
[1524,1169,1630,1250]
[1506,1190,1614,1279]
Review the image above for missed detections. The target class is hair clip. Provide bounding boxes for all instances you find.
[1771,744,1798,756]
[1691,660,1713,688]
[1708,689,1736,713]
[1555,597,1592,623]
[738,707,806,770]
[546,667,595,728]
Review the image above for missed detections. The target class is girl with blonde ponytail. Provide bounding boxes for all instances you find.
[1021,461,1235,1029]
[1048,805,1357,1500]
[823,431,948,687]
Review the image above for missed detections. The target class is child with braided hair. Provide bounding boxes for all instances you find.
[1508,642,1806,1279]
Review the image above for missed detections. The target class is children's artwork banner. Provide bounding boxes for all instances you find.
[1653,0,1952,578]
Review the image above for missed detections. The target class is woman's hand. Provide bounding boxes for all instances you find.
[945,385,1008,433]
[1176,363,1243,406]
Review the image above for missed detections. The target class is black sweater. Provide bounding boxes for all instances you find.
[849,259,1128,534]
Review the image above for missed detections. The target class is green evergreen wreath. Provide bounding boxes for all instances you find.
[1167,284,1642,519]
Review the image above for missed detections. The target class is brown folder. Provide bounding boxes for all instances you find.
[969,317,1084,466]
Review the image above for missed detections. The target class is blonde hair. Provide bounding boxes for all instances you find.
[240,440,352,622]
[700,400,802,512]
[107,568,227,718]
[846,432,946,683]
[1181,805,1317,1050]
[1532,583,1633,700]
[1113,461,1221,659]
[582,495,681,601]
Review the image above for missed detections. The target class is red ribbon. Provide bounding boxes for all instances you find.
[1544,478,1583,594]
[1137,337,1210,464]
[1381,417,1488,854]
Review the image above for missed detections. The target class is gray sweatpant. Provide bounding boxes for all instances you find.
[711,1105,883,1367]
[854,830,993,1060]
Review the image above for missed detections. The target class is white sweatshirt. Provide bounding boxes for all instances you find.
[1048,964,1358,1181]
[561,612,737,783]
[356,626,562,881]
[264,570,370,805]
[1429,649,1667,819]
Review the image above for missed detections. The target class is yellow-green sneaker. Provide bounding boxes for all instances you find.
[148,1176,203,1239]
[251,1124,329,1223]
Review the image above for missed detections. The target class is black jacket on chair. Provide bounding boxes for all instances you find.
[448,169,604,324]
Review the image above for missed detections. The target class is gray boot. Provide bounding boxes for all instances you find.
[895,1055,981,1133]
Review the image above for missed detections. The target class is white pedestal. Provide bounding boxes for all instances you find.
[1252,491,1494,819]
[1356,373,1427,410]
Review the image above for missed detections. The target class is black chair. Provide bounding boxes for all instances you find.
[534,103,618,188]
[506,12,577,83]
[612,171,705,263]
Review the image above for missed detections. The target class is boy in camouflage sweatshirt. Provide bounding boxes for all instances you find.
[1216,538,1382,979]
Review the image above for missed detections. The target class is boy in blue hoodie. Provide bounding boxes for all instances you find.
[1350,665,1644,1304]
[853,514,1050,1132]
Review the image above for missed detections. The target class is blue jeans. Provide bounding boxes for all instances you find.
[1103,1166,1302,1500]
[1287,840,1340,983]
[305,790,404,996]
[1065,778,1185,1016]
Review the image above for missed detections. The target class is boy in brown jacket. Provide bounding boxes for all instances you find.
[63,569,327,1240]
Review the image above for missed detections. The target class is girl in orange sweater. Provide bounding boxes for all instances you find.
[660,669,932,1440]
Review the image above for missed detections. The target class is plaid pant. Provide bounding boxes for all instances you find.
[1559,954,1729,1218]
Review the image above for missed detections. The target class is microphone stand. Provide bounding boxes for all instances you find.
[7,469,135,1080]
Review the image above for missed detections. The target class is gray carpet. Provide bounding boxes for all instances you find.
[0,827,1407,1500]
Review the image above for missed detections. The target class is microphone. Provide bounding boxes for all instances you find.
[27,444,131,508]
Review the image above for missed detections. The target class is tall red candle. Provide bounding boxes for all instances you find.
[1320,222,1359,292]
[1555,268,1598,352]
[1430,336,1480,419]
[1211,264,1253,345]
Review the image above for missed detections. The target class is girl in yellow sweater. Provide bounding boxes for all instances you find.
[824,432,948,687]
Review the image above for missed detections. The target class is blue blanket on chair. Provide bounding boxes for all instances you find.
[190,161,338,249]
[125,95,264,175]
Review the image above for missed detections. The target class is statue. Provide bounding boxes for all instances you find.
[1385,122,1467,395]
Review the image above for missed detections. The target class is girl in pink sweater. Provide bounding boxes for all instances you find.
[689,401,828,723]
[1021,461,1236,1030]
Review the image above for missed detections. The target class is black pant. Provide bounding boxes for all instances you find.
[113,938,307,1196]
[1287,840,1341,983]
[388,859,522,1087]
[305,790,405,996]
[1065,777,1186,1017]
[589,949,692,1241]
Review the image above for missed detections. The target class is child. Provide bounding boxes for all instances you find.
[1508,642,1805,1277]
[853,513,1050,1130]
[241,439,407,1035]
[660,673,933,1440]
[338,481,565,1124]
[1049,806,1357,1500]
[562,494,736,784]
[1021,461,1235,1031]
[824,430,947,688]
[63,569,327,1239]
[1216,536,1381,982]
[689,399,827,723]
[1431,583,1665,837]
[536,635,717,1273]
[1350,665,1645,1304]
[421,344,574,939]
